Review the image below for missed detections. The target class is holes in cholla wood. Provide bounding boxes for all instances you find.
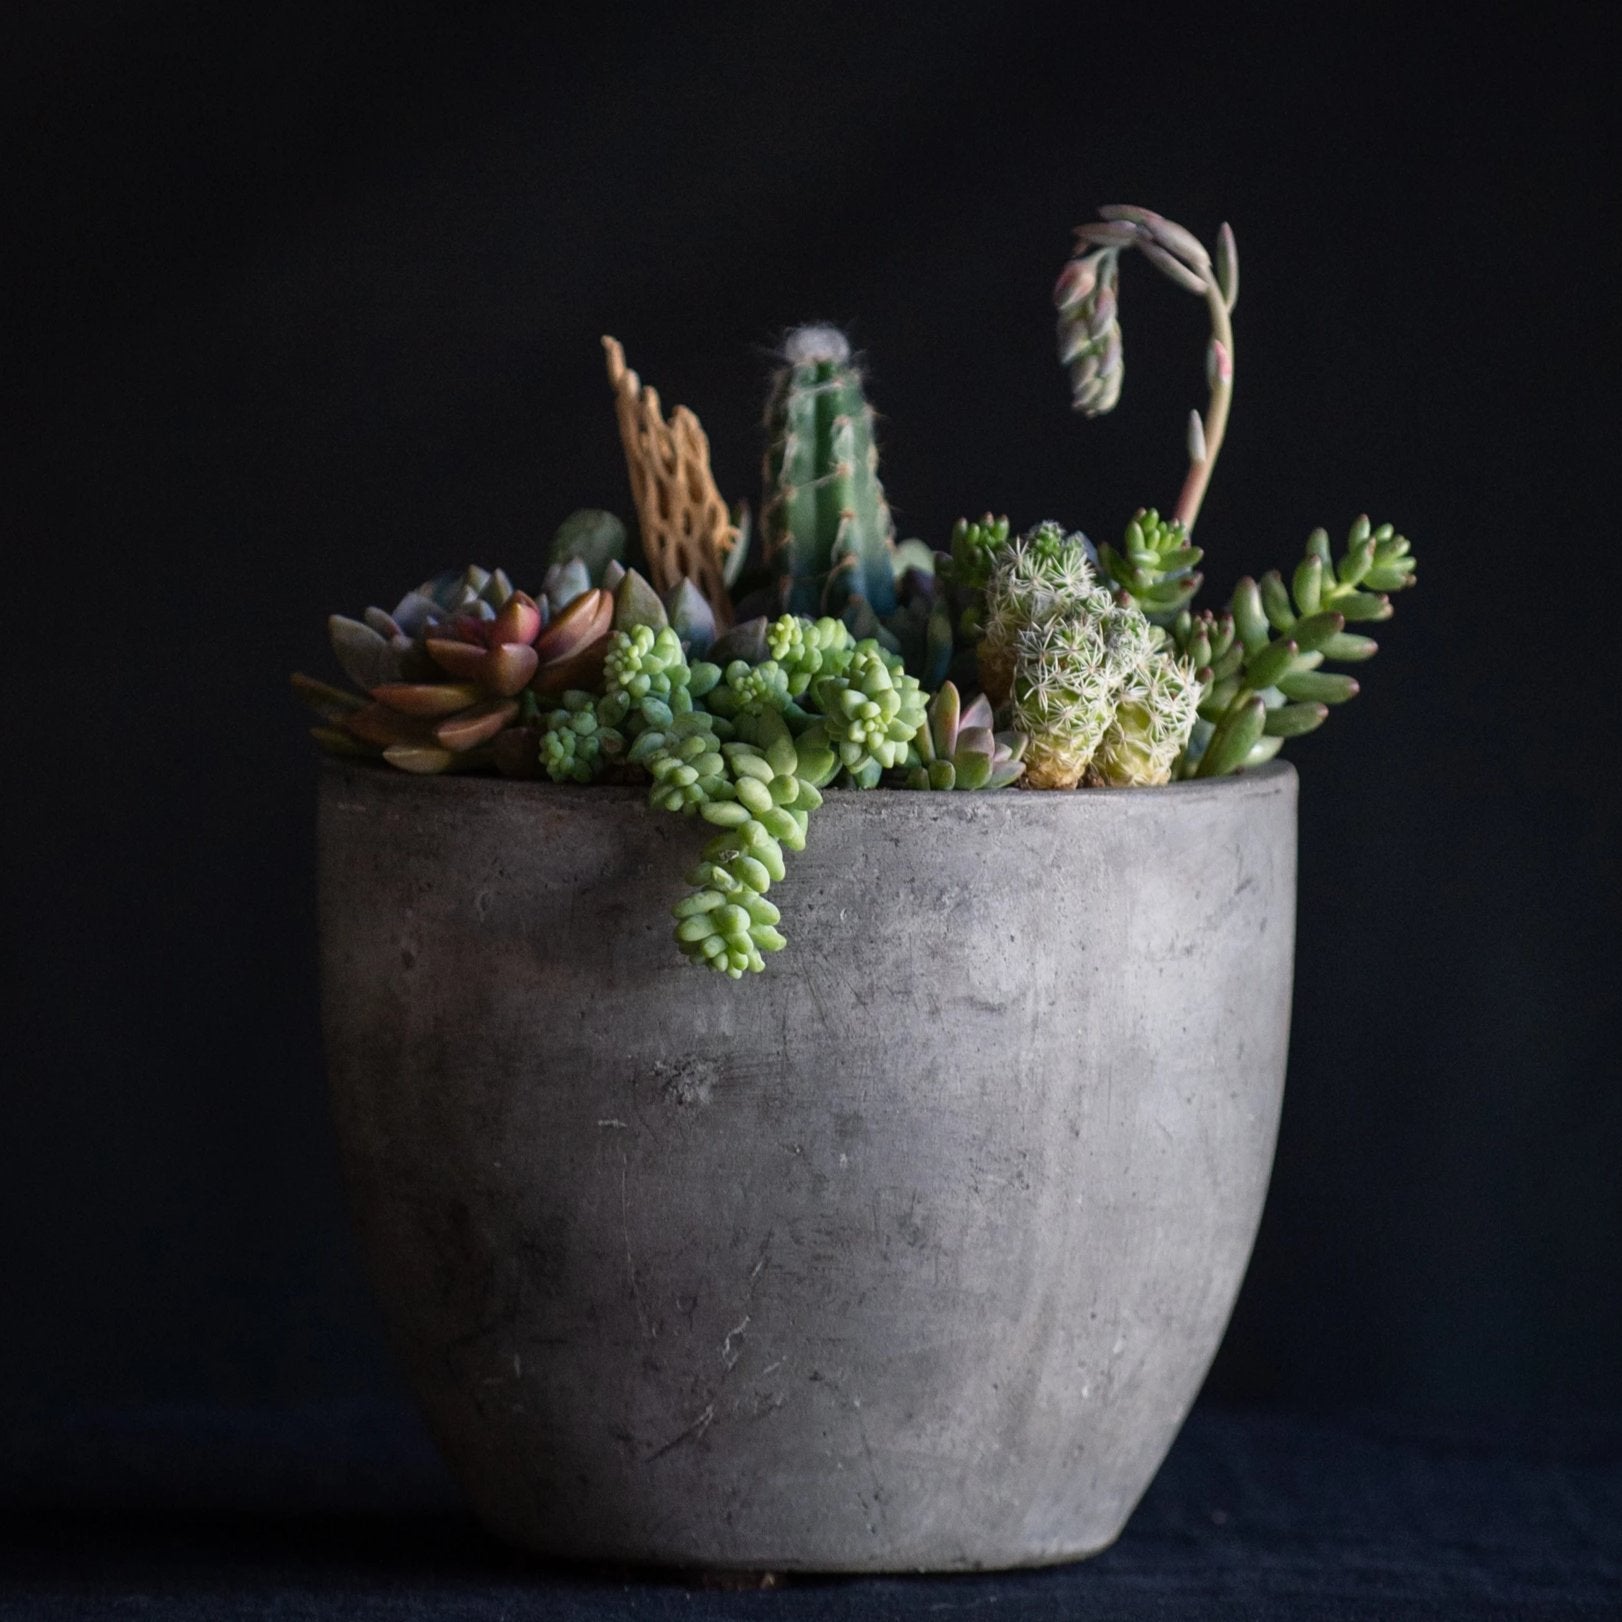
[603,336,736,628]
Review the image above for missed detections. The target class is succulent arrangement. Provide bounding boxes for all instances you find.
[295,204,1418,976]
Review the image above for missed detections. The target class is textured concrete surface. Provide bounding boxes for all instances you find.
[318,760,1297,1572]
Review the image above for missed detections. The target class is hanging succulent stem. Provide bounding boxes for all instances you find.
[1058,206,1239,538]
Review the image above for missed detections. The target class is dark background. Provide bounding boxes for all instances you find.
[8,0,1619,1441]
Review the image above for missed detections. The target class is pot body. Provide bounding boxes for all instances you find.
[319,759,1296,1572]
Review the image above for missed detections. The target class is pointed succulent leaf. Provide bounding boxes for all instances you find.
[434,698,520,751]
[423,637,492,683]
[343,702,436,750]
[1319,631,1379,662]
[1264,701,1329,737]
[960,692,995,734]
[1289,611,1346,654]
[613,568,668,633]
[1196,694,1266,778]
[928,681,961,759]
[529,639,612,698]
[1277,670,1361,705]
[481,641,541,697]
[1259,571,1296,632]
[1214,222,1239,310]
[381,744,464,774]
[709,615,770,666]
[1244,638,1299,692]
[952,751,993,792]
[371,681,483,717]
[544,558,592,611]
[329,615,404,692]
[535,588,614,663]
[1231,578,1269,652]
[665,578,717,654]
[549,508,627,578]
[291,672,366,723]
[492,591,543,648]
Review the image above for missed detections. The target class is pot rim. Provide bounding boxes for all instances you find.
[319,756,1295,808]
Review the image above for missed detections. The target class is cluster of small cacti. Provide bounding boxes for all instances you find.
[293,203,1419,974]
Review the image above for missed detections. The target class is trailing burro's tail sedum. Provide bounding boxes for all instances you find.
[761,325,900,619]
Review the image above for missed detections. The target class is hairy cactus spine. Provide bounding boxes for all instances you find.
[761,326,898,618]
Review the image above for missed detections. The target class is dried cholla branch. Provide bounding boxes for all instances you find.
[603,336,736,629]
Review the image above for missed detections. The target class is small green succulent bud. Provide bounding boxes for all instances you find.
[704,656,812,742]
[946,514,1012,596]
[638,721,730,814]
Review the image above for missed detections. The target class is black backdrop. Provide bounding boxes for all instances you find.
[8,2,1619,1431]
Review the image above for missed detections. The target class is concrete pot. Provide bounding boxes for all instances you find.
[318,757,1296,1572]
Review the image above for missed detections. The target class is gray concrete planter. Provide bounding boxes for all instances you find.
[318,757,1297,1572]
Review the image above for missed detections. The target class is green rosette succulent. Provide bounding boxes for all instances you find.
[1098,507,1204,624]
[629,712,731,813]
[315,564,515,700]
[704,657,812,742]
[539,690,627,784]
[908,682,1026,790]
[764,614,857,696]
[598,622,721,736]
[802,643,928,788]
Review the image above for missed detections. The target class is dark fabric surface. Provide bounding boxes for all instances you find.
[2,1403,1617,1619]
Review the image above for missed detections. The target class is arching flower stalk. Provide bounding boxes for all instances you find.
[1057,205,1239,537]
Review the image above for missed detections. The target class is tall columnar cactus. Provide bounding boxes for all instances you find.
[761,326,899,618]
